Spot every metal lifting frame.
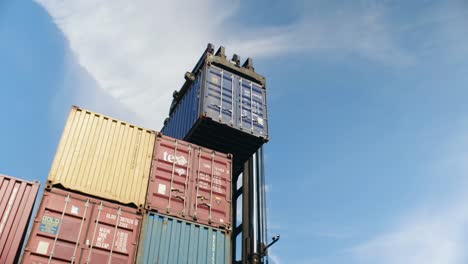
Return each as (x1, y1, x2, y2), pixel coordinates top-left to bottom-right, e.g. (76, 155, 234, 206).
(232, 146, 270, 264)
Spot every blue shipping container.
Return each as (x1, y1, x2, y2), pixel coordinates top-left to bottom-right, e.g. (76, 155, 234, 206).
(137, 212, 231, 264)
(162, 45, 268, 175)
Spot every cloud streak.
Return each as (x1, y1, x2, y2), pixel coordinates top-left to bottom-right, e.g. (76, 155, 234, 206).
(352, 123, 468, 264)
(352, 203, 468, 264)
(35, 0, 410, 128)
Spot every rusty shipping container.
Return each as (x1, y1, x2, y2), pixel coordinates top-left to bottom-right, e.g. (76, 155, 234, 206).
(22, 188, 141, 264)
(48, 106, 155, 207)
(0, 174, 40, 264)
(146, 133, 232, 230)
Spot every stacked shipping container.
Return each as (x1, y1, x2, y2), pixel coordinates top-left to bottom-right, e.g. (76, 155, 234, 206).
(138, 134, 233, 263)
(22, 107, 155, 263)
(137, 212, 230, 264)
(22, 188, 142, 263)
(4, 43, 269, 263)
(161, 44, 270, 263)
(162, 44, 268, 176)
(0, 174, 40, 264)
(147, 134, 232, 229)
(23, 106, 233, 263)
(47, 106, 155, 207)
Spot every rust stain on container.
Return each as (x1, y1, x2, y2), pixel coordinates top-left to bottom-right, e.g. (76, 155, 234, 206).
(146, 134, 232, 230)
(48, 106, 155, 207)
(21, 188, 141, 264)
(0, 174, 40, 264)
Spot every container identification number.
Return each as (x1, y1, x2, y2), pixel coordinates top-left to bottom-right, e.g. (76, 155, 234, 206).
(39, 216, 60, 235)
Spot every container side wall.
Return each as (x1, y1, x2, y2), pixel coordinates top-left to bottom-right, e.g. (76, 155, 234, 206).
(137, 212, 230, 264)
(161, 72, 202, 139)
(48, 106, 155, 206)
(0, 174, 40, 264)
(22, 188, 141, 264)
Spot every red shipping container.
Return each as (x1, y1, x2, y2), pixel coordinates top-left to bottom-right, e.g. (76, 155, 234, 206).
(0, 174, 40, 264)
(21, 188, 141, 264)
(146, 133, 232, 230)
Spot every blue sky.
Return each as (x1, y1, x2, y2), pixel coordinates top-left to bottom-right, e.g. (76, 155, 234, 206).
(2, 0, 468, 263)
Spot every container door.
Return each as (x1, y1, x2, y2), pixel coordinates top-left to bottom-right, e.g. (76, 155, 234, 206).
(147, 136, 193, 219)
(238, 78, 267, 136)
(191, 148, 232, 229)
(204, 66, 235, 125)
(22, 192, 91, 264)
(81, 204, 141, 264)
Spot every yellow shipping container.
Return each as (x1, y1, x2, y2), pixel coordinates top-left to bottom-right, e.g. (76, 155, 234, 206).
(48, 106, 155, 207)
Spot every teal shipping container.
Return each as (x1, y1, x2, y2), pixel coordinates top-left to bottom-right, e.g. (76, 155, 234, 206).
(137, 212, 230, 264)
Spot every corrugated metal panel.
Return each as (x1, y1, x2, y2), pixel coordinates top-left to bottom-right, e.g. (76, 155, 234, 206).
(203, 65, 267, 137)
(0, 174, 40, 264)
(48, 106, 155, 206)
(162, 65, 268, 139)
(22, 188, 141, 264)
(162, 72, 202, 140)
(162, 63, 268, 176)
(147, 134, 232, 229)
(137, 212, 230, 264)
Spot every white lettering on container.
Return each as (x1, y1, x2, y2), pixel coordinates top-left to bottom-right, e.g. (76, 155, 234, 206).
(106, 213, 116, 220)
(114, 231, 129, 253)
(118, 216, 134, 228)
(163, 151, 188, 166)
(197, 174, 224, 194)
(96, 226, 111, 249)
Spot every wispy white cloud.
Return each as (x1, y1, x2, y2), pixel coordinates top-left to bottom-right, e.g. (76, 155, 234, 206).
(35, 0, 411, 128)
(352, 123, 468, 264)
(352, 203, 468, 264)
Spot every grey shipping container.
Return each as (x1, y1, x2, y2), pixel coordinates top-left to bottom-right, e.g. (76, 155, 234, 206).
(0, 174, 40, 264)
(162, 44, 268, 176)
(137, 212, 230, 264)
